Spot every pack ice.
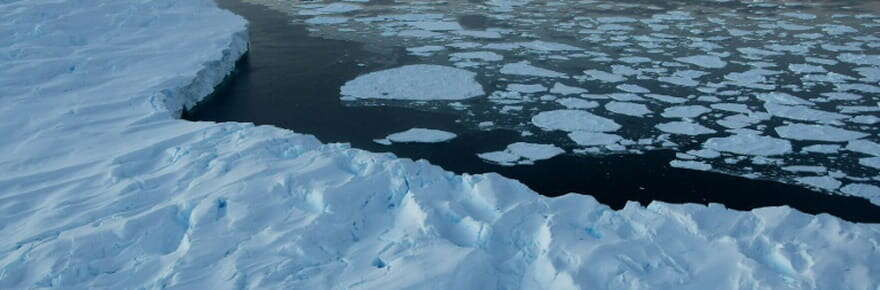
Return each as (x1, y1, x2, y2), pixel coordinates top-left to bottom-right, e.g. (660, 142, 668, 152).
(2, 0, 880, 289)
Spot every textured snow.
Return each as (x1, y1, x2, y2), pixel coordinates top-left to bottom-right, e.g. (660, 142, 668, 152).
(4, 1, 880, 289)
(382, 128, 458, 143)
(704, 134, 793, 156)
(341, 65, 484, 100)
(775, 124, 869, 142)
(532, 110, 622, 132)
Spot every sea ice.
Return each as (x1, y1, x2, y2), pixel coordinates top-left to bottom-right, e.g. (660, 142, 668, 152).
(675, 55, 727, 69)
(532, 110, 622, 132)
(605, 101, 652, 117)
(568, 131, 624, 146)
(704, 134, 793, 156)
(341, 65, 484, 100)
(775, 124, 869, 142)
(478, 142, 564, 165)
(656, 121, 717, 136)
(501, 61, 567, 78)
(382, 128, 458, 143)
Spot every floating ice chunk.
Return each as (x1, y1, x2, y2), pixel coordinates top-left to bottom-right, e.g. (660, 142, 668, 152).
(659, 70, 707, 87)
(407, 45, 445, 56)
(755, 92, 813, 105)
(568, 131, 623, 146)
(383, 128, 457, 143)
(783, 166, 827, 173)
(454, 30, 503, 39)
(501, 61, 567, 78)
(478, 142, 564, 165)
(711, 103, 751, 114)
(763, 103, 848, 122)
(841, 184, 880, 205)
(519, 40, 583, 51)
(846, 140, 880, 156)
(645, 94, 688, 104)
(661, 105, 711, 119)
(407, 21, 463, 31)
(608, 93, 646, 102)
(704, 134, 792, 156)
(550, 82, 588, 95)
(801, 144, 841, 154)
(670, 160, 712, 171)
(789, 63, 827, 74)
(656, 121, 716, 136)
(396, 29, 444, 38)
(450, 51, 503, 62)
(616, 84, 650, 93)
(850, 115, 880, 124)
(605, 101, 651, 117)
(305, 16, 350, 25)
(619, 56, 651, 64)
(507, 142, 565, 161)
(583, 70, 625, 82)
(835, 83, 880, 94)
(797, 176, 842, 190)
(837, 53, 880, 66)
(687, 149, 722, 159)
(341, 65, 484, 100)
(822, 92, 862, 101)
(477, 151, 520, 166)
(373, 138, 393, 145)
(775, 124, 869, 142)
(300, 3, 362, 15)
(597, 16, 638, 23)
(532, 110, 621, 132)
(675, 55, 727, 69)
(782, 12, 817, 20)
(507, 84, 547, 93)
(556, 98, 599, 109)
(860, 157, 880, 169)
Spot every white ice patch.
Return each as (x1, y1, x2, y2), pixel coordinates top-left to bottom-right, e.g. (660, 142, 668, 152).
(550, 82, 588, 95)
(661, 105, 711, 119)
(675, 55, 727, 69)
(532, 110, 622, 132)
(704, 134, 793, 156)
(796, 176, 842, 190)
(500, 61, 567, 78)
(775, 124, 869, 142)
(381, 128, 457, 143)
(449, 51, 503, 62)
(670, 160, 712, 171)
(605, 101, 652, 117)
(341, 65, 484, 100)
(478, 142, 564, 165)
(656, 121, 717, 136)
(568, 131, 624, 146)
(556, 98, 599, 109)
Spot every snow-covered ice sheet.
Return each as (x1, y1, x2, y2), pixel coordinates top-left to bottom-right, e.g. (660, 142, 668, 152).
(3, 0, 880, 289)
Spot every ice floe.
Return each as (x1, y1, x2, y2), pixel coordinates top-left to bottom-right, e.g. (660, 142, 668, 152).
(341, 65, 484, 100)
(378, 128, 458, 144)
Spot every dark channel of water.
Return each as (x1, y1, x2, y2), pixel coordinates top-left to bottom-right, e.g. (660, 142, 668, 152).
(186, 0, 880, 223)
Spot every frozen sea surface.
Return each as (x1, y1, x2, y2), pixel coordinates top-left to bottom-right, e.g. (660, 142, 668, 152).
(249, 0, 880, 198)
(6, 0, 880, 289)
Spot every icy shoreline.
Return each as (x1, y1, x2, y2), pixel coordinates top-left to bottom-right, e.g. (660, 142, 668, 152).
(1, 0, 880, 289)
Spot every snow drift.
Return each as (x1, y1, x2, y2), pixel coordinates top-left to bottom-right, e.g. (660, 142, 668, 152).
(1, 0, 879, 289)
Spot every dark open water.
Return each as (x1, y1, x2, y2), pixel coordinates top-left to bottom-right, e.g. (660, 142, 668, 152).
(185, 0, 880, 223)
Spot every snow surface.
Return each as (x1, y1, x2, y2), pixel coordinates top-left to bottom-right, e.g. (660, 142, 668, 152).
(340, 65, 485, 100)
(3, 1, 880, 289)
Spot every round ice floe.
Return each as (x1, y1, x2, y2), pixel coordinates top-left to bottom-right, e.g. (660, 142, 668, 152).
(704, 134, 792, 156)
(655, 121, 716, 136)
(675, 55, 727, 69)
(382, 128, 457, 143)
(605, 101, 651, 117)
(568, 132, 624, 146)
(775, 124, 868, 142)
(661, 105, 711, 119)
(340, 65, 484, 100)
(477, 142, 564, 166)
(532, 110, 622, 132)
